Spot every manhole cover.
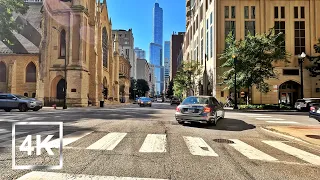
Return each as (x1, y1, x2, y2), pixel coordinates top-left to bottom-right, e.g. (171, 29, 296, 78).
(213, 139, 234, 144)
(306, 135, 320, 139)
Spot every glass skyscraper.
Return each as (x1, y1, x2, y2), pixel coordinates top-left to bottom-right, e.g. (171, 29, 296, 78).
(150, 2, 164, 95)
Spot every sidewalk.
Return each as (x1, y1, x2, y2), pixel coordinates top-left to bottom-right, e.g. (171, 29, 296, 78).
(42, 103, 132, 110)
(263, 125, 320, 147)
(224, 107, 297, 112)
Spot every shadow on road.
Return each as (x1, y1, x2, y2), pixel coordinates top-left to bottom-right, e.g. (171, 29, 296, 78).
(182, 118, 256, 131)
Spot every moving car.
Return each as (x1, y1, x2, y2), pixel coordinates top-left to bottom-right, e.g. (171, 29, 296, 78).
(294, 98, 320, 111)
(0, 93, 43, 112)
(139, 97, 152, 107)
(175, 96, 225, 125)
(309, 103, 320, 122)
(170, 97, 180, 105)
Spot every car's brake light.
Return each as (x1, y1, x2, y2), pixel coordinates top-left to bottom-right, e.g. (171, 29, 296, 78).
(204, 107, 211, 113)
(310, 106, 315, 111)
(176, 106, 180, 112)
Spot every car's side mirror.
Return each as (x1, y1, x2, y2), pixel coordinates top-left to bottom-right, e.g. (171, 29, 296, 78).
(12, 98, 17, 100)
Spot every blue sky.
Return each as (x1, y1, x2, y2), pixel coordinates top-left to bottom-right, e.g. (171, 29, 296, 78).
(106, 0, 186, 60)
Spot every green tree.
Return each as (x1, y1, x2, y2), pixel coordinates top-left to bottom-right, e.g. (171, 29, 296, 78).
(220, 29, 288, 100)
(136, 79, 150, 97)
(129, 78, 136, 99)
(166, 80, 174, 98)
(173, 60, 202, 97)
(307, 39, 320, 77)
(0, 0, 29, 43)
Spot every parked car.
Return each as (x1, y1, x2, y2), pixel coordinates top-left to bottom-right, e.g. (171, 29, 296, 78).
(0, 93, 43, 112)
(139, 97, 152, 107)
(309, 103, 320, 122)
(133, 97, 140, 104)
(170, 97, 181, 105)
(175, 96, 225, 125)
(294, 98, 320, 111)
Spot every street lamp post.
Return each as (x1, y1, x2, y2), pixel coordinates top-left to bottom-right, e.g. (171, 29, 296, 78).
(52, 26, 67, 109)
(298, 52, 306, 99)
(233, 54, 238, 109)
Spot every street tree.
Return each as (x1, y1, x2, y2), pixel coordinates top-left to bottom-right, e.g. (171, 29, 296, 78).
(173, 60, 202, 97)
(136, 79, 150, 97)
(0, 0, 28, 43)
(307, 39, 320, 77)
(220, 29, 288, 103)
(166, 80, 174, 98)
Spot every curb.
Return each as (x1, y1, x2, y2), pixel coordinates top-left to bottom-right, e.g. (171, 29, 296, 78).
(261, 127, 320, 149)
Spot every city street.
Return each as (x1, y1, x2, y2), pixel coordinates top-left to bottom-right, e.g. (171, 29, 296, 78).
(0, 103, 320, 180)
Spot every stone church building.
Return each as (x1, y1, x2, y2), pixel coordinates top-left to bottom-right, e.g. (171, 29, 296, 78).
(0, 0, 122, 107)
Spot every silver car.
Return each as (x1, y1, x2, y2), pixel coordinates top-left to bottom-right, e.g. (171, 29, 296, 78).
(175, 96, 225, 125)
(0, 93, 43, 112)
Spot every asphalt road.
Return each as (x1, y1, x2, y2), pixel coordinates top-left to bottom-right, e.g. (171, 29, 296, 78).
(0, 103, 320, 180)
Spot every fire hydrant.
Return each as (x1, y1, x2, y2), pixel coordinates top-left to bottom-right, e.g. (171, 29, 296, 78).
(52, 104, 57, 109)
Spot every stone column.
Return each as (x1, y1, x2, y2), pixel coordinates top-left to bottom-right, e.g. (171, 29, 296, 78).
(113, 32, 120, 102)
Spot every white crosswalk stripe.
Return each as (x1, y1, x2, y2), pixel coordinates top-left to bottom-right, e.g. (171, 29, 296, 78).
(139, 134, 167, 153)
(48, 131, 93, 148)
(87, 132, 127, 150)
(263, 141, 320, 165)
(266, 121, 300, 124)
(229, 139, 277, 161)
(183, 136, 218, 156)
(255, 118, 285, 121)
(240, 113, 300, 124)
(16, 171, 169, 180)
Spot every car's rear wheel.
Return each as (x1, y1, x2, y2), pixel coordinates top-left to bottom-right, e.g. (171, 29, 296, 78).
(208, 112, 217, 126)
(19, 104, 28, 112)
(177, 120, 184, 124)
(4, 108, 11, 112)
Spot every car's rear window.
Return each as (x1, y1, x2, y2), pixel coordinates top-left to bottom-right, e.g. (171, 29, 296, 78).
(296, 99, 305, 102)
(182, 97, 209, 105)
(140, 97, 151, 101)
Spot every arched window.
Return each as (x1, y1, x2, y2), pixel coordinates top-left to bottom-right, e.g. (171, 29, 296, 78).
(102, 27, 108, 68)
(26, 62, 36, 82)
(0, 62, 6, 82)
(60, 29, 66, 58)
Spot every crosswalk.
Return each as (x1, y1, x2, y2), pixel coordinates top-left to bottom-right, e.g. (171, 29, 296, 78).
(1, 130, 320, 166)
(240, 113, 300, 124)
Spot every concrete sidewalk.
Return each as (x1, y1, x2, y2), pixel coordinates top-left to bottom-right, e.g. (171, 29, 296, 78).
(224, 107, 298, 112)
(264, 125, 320, 146)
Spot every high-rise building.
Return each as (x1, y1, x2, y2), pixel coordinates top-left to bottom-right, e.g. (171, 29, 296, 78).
(170, 32, 185, 79)
(164, 41, 171, 90)
(149, 2, 164, 95)
(112, 29, 136, 79)
(134, 47, 146, 59)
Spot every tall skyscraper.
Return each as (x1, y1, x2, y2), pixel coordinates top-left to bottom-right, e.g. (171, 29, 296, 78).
(134, 47, 146, 59)
(149, 2, 164, 95)
(170, 32, 185, 79)
(164, 41, 170, 90)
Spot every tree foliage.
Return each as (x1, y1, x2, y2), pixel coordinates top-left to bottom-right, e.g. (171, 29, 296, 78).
(173, 60, 202, 97)
(0, 0, 29, 43)
(307, 39, 320, 77)
(136, 79, 150, 97)
(220, 29, 289, 93)
(166, 80, 174, 98)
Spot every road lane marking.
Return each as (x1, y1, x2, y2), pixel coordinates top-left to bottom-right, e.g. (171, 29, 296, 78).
(16, 171, 169, 180)
(263, 141, 320, 165)
(139, 134, 167, 153)
(0, 130, 57, 147)
(183, 136, 218, 156)
(249, 116, 272, 118)
(0, 119, 19, 122)
(0, 132, 27, 141)
(255, 118, 285, 121)
(240, 113, 265, 116)
(87, 132, 127, 150)
(229, 139, 277, 161)
(48, 131, 93, 148)
(266, 121, 300, 124)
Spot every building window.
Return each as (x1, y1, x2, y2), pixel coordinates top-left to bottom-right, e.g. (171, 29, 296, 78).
(294, 7, 298, 19)
(281, 7, 285, 18)
(221, 91, 224, 97)
(274, 7, 279, 19)
(32, 93, 36, 98)
(294, 21, 305, 55)
(300, 7, 305, 19)
(251, 6, 256, 19)
(244, 6, 249, 19)
(0, 62, 6, 82)
(201, 39, 203, 64)
(231, 6, 236, 18)
(225, 21, 236, 48)
(102, 27, 108, 68)
(245, 21, 255, 36)
(206, 31, 209, 55)
(24, 93, 28, 97)
(26, 62, 36, 82)
(224, 6, 229, 18)
(60, 29, 66, 58)
(274, 21, 286, 50)
(210, 26, 213, 58)
(210, 12, 212, 24)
